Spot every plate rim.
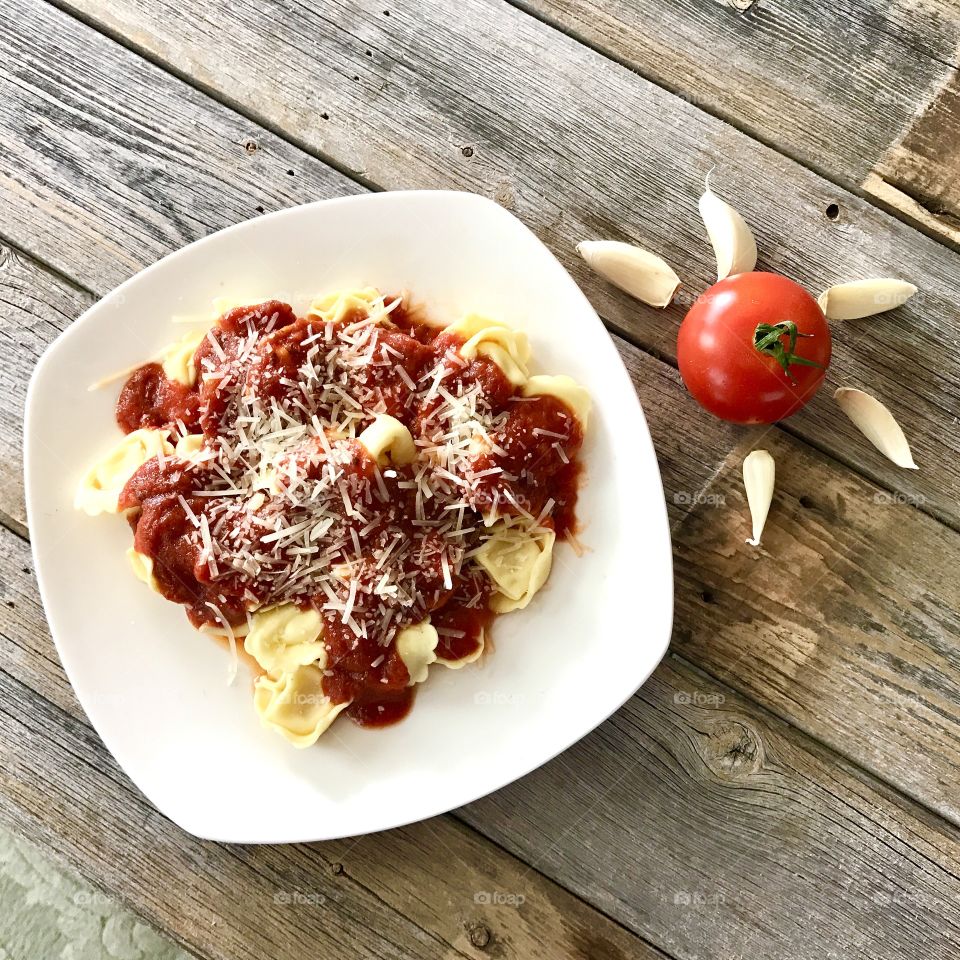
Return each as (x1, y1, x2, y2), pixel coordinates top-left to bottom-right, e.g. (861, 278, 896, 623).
(24, 189, 674, 842)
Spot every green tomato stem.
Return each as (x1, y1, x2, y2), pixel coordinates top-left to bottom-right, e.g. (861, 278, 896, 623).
(754, 321, 824, 379)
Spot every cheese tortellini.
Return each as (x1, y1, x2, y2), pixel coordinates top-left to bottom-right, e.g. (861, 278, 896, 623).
(248, 609, 439, 746)
(81, 287, 588, 750)
(244, 604, 326, 674)
(395, 620, 439, 684)
(475, 521, 556, 613)
(75, 428, 174, 516)
(160, 329, 206, 386)
(308, 287, 392, 325)
(523, 374, 591, 431)
(253, 664, 349, 748)
(357, 414, 417, 467)
(436, 631, 486, 670)
(174, 433, 206, 461)
(126, 547, 161, 592)
(445, 314, 531, 387)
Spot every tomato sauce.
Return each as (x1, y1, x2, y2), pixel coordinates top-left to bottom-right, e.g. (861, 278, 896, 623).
(116, 298, 585, 728)
(116, 363, 201, 434)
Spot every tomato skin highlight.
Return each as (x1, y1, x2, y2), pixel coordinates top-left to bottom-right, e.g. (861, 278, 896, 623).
(677, 272, 831, 424)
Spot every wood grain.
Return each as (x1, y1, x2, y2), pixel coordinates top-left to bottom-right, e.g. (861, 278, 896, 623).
(4, 520, 960, 960)
(461, 653, 960, 960)
(0, 535, 663, 960)
(871, 66, 960, 243)
(4, 0, 960, 860)
(519, 0, 960, 233)
(8, 0, 960, 533)
(0, 245, 93, 531)
(671, 426, 960, 823)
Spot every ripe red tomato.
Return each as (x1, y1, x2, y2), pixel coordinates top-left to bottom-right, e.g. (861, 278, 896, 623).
(677, 272, 831, 424)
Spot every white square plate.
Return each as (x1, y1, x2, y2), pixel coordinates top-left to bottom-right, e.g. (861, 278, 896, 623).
(25, 191, 672, 842)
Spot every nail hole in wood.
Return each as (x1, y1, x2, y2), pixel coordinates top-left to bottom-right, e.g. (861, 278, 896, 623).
(383, 8, 390, 14)
(321, 112, 330, 120)
(699, 590, 715, 605)
(353, 75, 360, 81)
(243, 140, 258, 154)
(255, 206, 265, 214)
(462, 146, 474, 158)
(799, 495, 815, 509)
(365, 49, 372, 57)
(6, 601, 14, 608)
(286, 169, 295, 176)
(825, 203, 840, 221)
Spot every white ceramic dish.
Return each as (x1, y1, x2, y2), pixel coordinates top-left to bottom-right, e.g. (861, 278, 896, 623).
(24, 190, 672, 842)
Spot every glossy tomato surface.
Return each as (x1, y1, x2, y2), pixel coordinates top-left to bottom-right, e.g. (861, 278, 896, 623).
(677, 272, 831, 424)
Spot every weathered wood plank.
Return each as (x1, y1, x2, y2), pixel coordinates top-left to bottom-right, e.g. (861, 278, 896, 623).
(0, 530, 664, 960)
(871, 66, 960, 244)
(0, 0, 361, 288)
(519, 0, 960, 246)
(671, 425, 960, 823)
(5, 522, 960, 960)
(7, 0, 960, 533)
(460, 652, 960, 959)
(0, 246, 93, 531)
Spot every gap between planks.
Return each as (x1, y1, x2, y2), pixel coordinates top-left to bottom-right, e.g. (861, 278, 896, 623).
(503, 0, 960, 255)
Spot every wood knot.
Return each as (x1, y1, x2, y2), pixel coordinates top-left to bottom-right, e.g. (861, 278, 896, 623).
(466, 921, 491, 948)
(493, 183, 515, 209)
(699, 719, 764, 778)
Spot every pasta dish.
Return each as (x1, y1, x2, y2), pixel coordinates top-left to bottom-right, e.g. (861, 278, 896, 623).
(75, 289, 589, 746)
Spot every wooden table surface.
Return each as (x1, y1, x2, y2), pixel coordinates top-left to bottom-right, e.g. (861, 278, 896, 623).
(2, 1, 959, 957)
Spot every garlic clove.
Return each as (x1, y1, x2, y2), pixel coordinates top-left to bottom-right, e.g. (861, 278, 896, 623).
(817, 279, 917, 320)
(834, 388, 918, 469)
(576, 240, 681, 308)
(699, 177, 758, 281)
(743, 449, 775, 547)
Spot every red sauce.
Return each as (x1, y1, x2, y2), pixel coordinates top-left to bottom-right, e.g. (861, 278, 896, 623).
(431, 574, 494, 662)
(116, 363, 201, 434)
(115, 297, 585, 730)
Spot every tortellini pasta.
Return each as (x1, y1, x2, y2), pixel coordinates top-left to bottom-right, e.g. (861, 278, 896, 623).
(445, 314, 531, 387)
(357, 414, 417, 467)
(75, 428, 174, 516)
(175, 433, 205, 460)
(126, 547, 161, 593)
(244, 604, 326, 674)
(475, 521, 556, 613)
(435, 631, 486, 670)
(523, 374, 591, 431)
(253, 664, 349, 748)
(395, 620, 439, 684)
(308, 288, 391, 325)
(160, 329, 206, 386)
